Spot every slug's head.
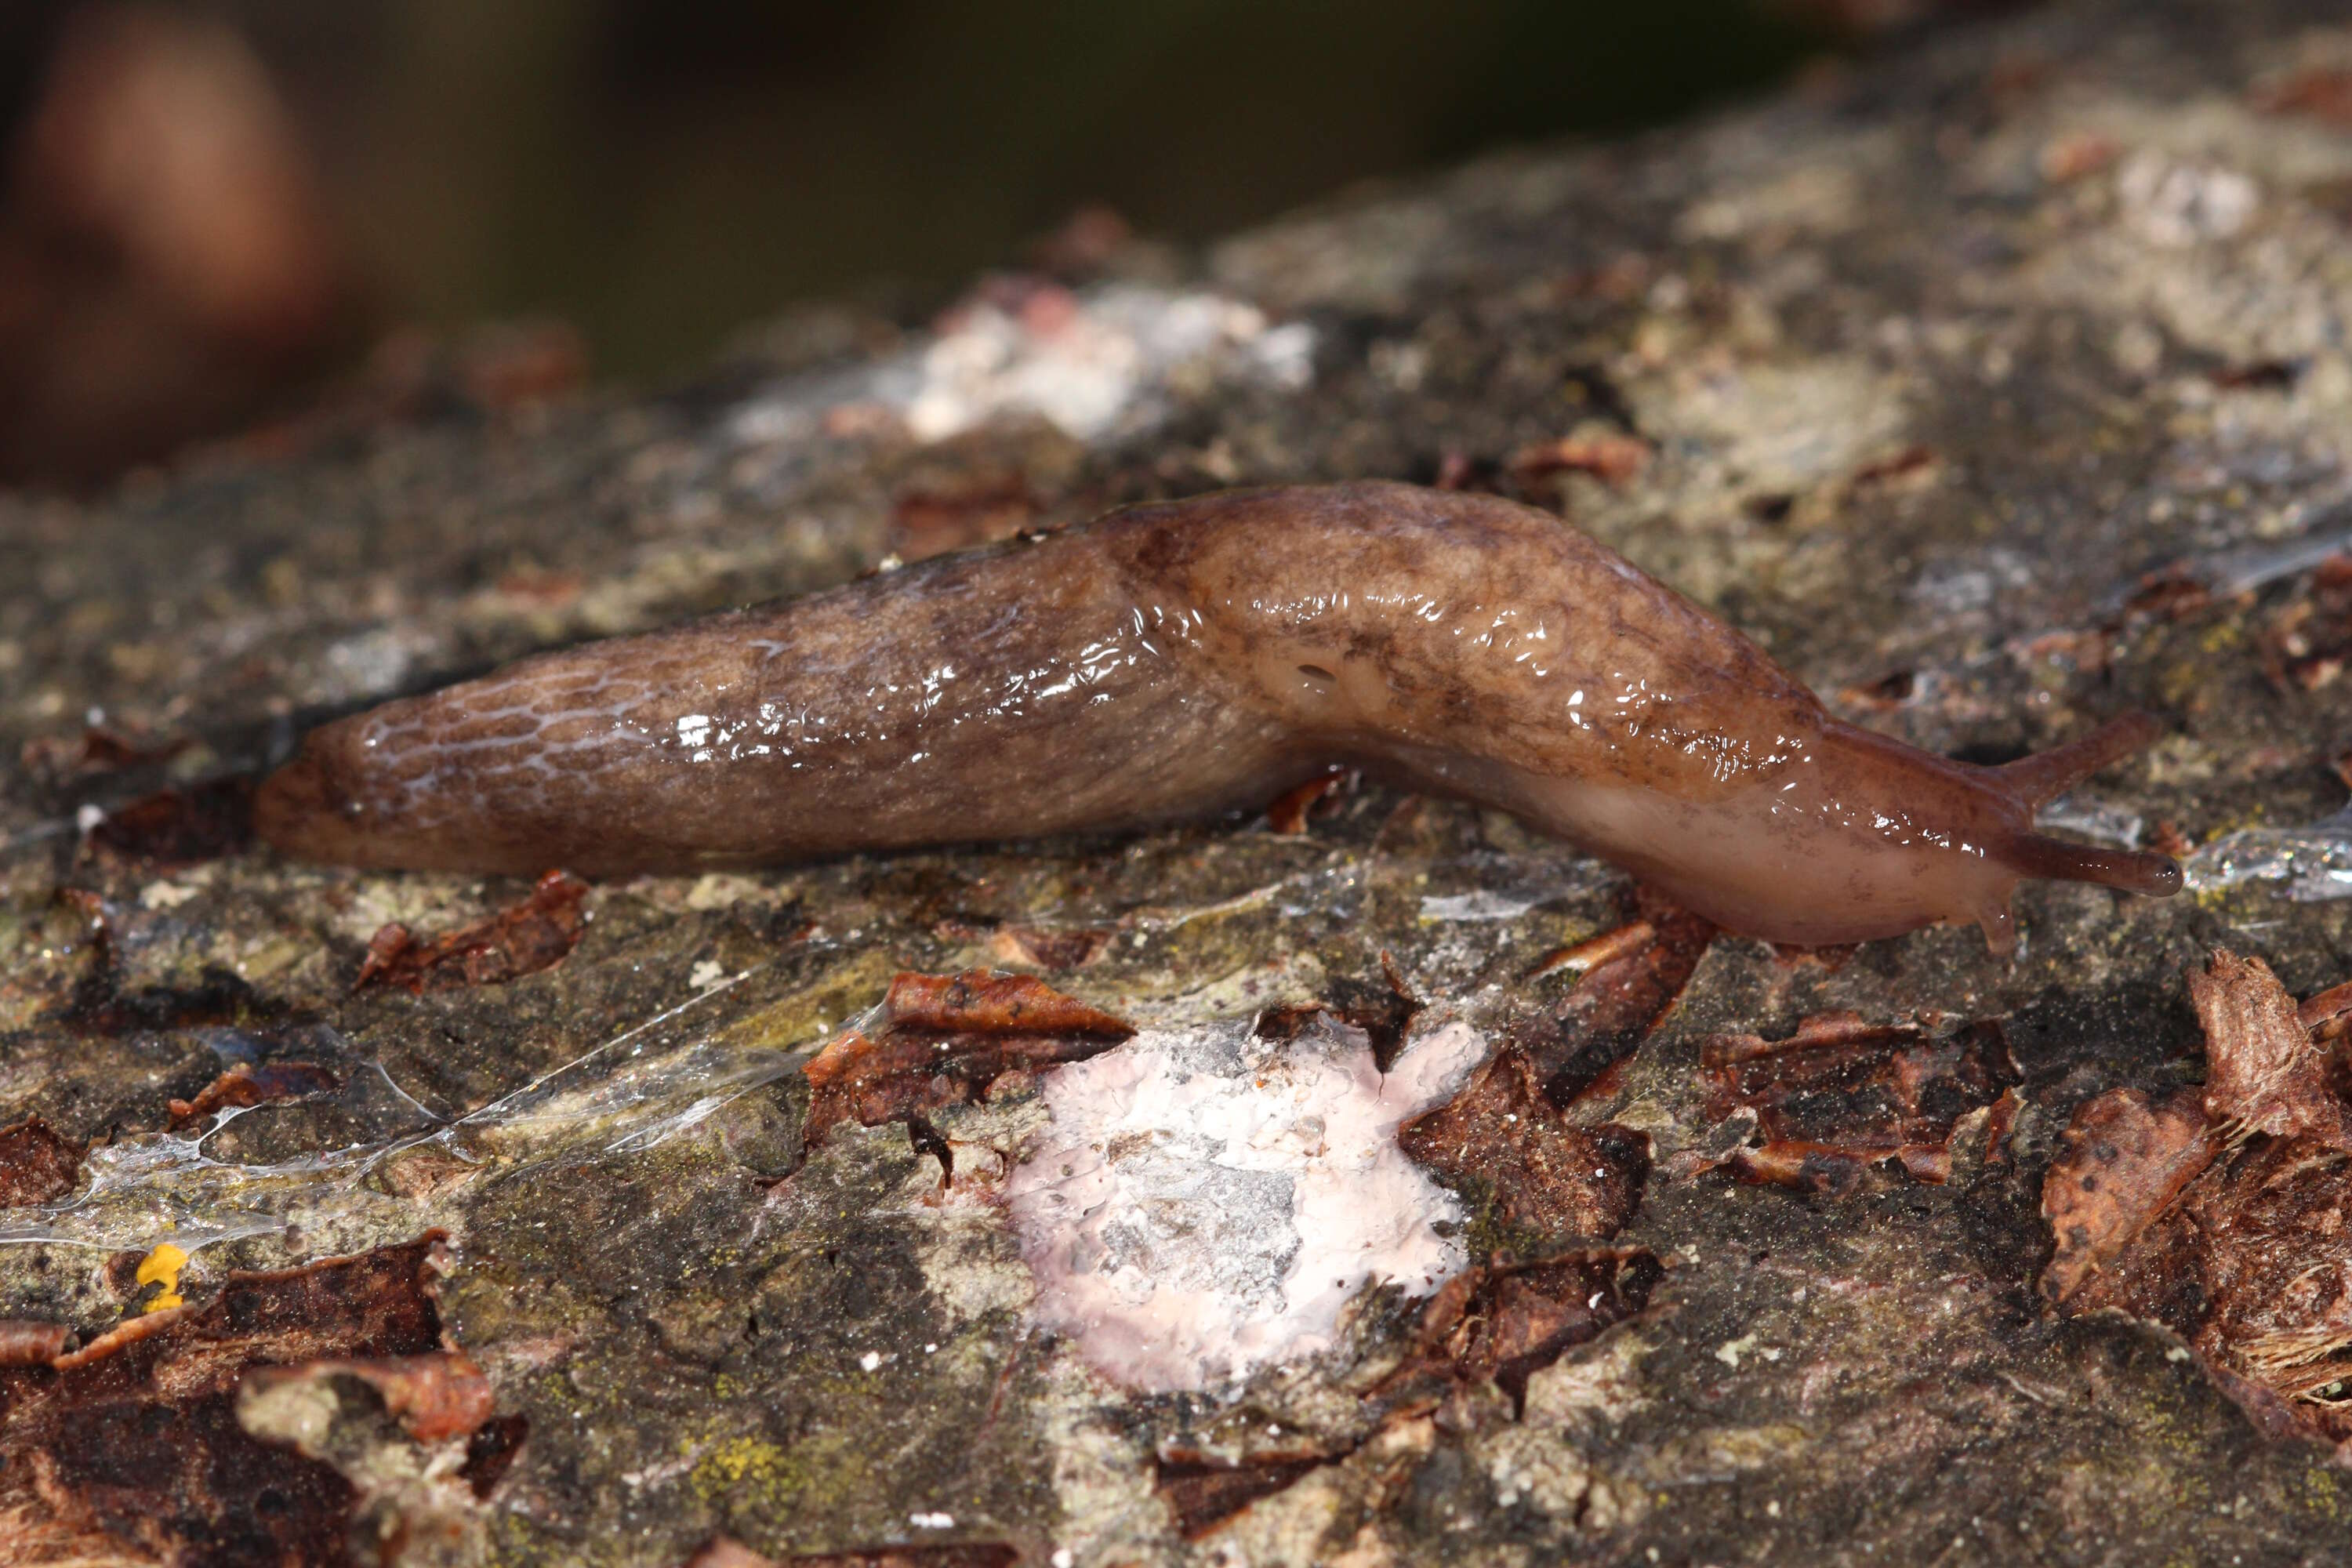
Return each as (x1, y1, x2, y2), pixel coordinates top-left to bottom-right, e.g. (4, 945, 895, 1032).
(1623, 713, 2181, 953)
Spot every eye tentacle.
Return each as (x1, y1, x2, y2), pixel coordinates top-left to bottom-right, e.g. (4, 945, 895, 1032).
(1990, 711, 2163, 807)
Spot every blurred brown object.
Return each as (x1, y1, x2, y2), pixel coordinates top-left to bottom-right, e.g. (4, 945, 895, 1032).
(1759, 0, 2034, 35)
(0, 2, 359, 486)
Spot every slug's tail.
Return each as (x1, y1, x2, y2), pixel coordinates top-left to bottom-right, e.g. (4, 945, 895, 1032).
(1999, 831, 2183, 897)
(1991, 711, 2164, 806)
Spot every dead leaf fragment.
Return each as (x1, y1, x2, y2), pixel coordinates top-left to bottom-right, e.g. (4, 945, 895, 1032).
(354, 869, 590, 993)
(2042, 951, 2352, 1453)
(2191, 949, 2347, 1142)
(1525, 919, 1654, 981)
(2300, 978, 2352, 1045)
(2123, 563, 2213, 621)
(1398, 1046, 1648, 1240)
(461, 1411, 531, 1498)
(165, 1060, 338, 1127)
(802, 970, 1134, 1143)
(1255, 953, 1425, 1073)
(2038, 131, 2121, 182)
(2042, 1087, 2216, 1304)
(2211, 359, 2303, 392)
(1370, 1248, 1663, 1417)
(890, 472, 1040, 561)
(0, 1117, 81, 1207)
(20, 725, 190, 783)
(2254, 66, 2352, 127)
(984, 924, 1112, 971)
(1846, 445, 1940, 491)
(1263, 767, 1359, 834)
(876, 969, 1132, 1037)
(1516, 895, 1715, 1105)
(0, 1322, 72, 1365)
(2256, 556, 2352, 695)
(1695, 1013, 2020, 1192)
(0, 1234, 494, 1565)
(1508, 433, 1650, 486)
(53, 1305, 193, 1370)
(1155, 1446, 1343, 1539)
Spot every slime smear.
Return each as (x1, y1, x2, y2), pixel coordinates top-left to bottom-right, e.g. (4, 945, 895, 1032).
(0, 965, 831, 1258)
(2187, 809, 2352, 903)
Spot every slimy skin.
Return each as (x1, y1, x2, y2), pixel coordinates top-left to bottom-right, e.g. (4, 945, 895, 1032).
(256, 481, 2181, 950)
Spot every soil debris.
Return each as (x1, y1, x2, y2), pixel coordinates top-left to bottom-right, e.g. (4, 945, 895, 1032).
(84, 776, 254, 868)
(2256, 556, 2352, 695)
(1254, 952, 1424, 1072)
(1263, 766, 1358, 834)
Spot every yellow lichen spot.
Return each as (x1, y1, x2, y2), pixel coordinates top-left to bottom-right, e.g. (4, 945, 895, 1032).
(2196, 622, 2243, 655)
(691, 1434, 791, 1501)
(134, 1242, 188, 1312)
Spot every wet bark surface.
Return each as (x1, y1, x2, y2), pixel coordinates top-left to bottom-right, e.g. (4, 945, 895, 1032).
(9, 1, 2352, 1562)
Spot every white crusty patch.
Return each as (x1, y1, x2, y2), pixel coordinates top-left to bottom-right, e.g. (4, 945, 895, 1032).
(1007, 1014, 1488, 1393)
(728, 281, 1315, 451)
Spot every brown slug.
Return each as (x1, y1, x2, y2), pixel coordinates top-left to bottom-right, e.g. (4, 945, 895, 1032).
(256, 481, 2180, 950)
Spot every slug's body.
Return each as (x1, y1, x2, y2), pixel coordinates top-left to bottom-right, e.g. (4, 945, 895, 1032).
(258, 481, 2180, 949)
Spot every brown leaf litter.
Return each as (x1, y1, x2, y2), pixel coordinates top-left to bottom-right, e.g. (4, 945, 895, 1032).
(1367, 1247, 1663, 1421)
(165, 1060, 339, 1128)
(0, 1233, 515, 1565)
(801, 970, 1135, 1148)
(1396, 1047, 1650, 1240)
(1399, 900, 1707, 1241)
(20, 724, 190, 784)
(1142, 1243, 1663, 1541)
(1513, 896, 1715, 1105)
(1154, 1445, 1347, 1540)
(1692, 1011, 2022, 1192)
(890, 471, 1040, 561)
(1508, 433, 1651, 487)
(1261, 766, 1361, 834)
(1252, 951, 1424, 1073)
(983, 924, 1113, 971)
(354, 869, 590, 993)
(2043, 950, 2352, 1450)
(2256, 554, 2352, 694)
(0, 1117, 82, 1207)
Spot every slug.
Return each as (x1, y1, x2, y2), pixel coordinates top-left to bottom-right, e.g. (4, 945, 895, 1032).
(256, 481, 2180, 950)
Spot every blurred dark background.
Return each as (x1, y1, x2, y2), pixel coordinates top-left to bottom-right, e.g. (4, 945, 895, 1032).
(0, 0, 2021, 488)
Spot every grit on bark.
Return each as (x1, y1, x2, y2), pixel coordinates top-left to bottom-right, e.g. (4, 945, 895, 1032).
(8, 1, 2352, 1563)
